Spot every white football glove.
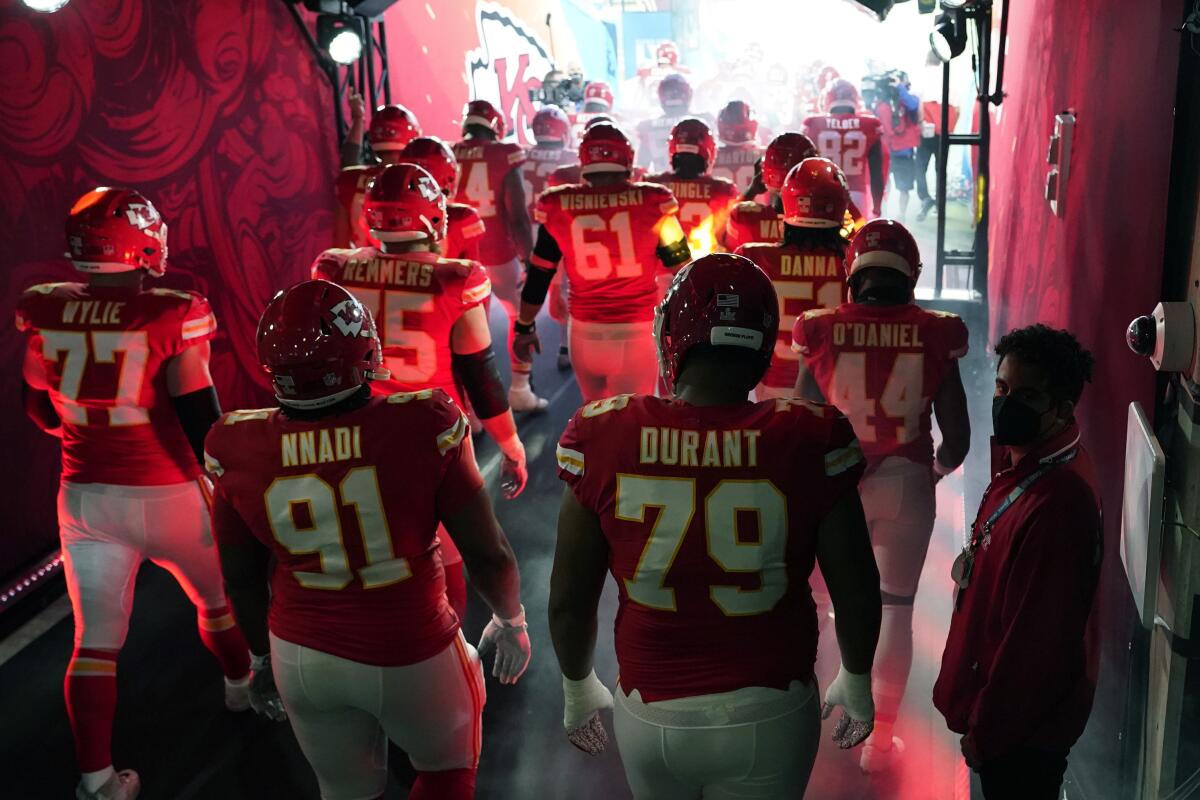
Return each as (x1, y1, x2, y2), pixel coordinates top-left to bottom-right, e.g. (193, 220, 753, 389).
(477, 606, 532, 685)
(562, 670, 614, 755)
(248, 654, 287, 722)
(821, 665, 874, 749)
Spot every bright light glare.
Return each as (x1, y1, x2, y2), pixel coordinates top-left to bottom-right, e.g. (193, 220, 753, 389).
(930, 29, 954, 62)
(23, 0, 70, 11)
(328, 30, 362, 65)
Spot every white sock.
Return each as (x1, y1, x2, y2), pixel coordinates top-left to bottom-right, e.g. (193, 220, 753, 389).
(82, 766, 116, 793)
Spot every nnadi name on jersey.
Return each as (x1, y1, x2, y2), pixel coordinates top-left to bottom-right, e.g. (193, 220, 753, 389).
(780, 254, 840, 277)
(639, 427, 763, 468)
(281, 426, 363, 468)
(832, 322, 925, 348)
(558, 189, 646, 211)
(62, 300, 124, 325)
(339, 257, 434, 288)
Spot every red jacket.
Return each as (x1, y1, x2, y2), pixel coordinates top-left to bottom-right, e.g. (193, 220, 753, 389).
(933, 423, 1102, 762)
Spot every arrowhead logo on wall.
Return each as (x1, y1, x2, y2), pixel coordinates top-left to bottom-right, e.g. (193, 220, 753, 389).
(465, 2, 556, 146)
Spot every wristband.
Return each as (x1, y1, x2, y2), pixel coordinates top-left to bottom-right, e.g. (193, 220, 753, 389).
(514, 319, 536, 335)
(493, 604, 527, 628)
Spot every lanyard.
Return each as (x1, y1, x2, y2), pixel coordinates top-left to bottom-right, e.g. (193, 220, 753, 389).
(968, 448, 1078, 550)
(952, 447, 1078, 594)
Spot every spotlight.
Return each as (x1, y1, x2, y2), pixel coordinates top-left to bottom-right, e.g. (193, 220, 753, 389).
(23, 0, 70, 11)
(318, 14, 363, 65)
(930, 11, 967, 61)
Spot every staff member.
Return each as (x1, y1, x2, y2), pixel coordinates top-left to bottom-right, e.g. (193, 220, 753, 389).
(873, 74, 921, 220)
(933, 324, 1102, 800)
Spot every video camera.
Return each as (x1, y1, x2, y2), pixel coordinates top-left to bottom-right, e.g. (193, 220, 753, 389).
(861, 69, 915, 126)
(530, 69, 585, 110)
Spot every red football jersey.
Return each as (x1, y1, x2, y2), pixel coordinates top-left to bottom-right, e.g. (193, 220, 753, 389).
(335, 164, 383, 248)
(802, 113, 884, 195)
(535, 181, 679, 323)
(445, 203, 485, 262)
(520, 146, 578, 219)
(556, 394, 865, 702)
(311, 248, 491, 407)
(451, 139, 526, 265)
(206, 390, 481, 666)
(548, 162, 581, 189)
(725, 200, 783, 252)
(794, 303, 969, 466)
(735, 242, 846, 389)
(712, 143, 763, 195)
(644, 173, 739, 257)
(16, 282, 216, 486)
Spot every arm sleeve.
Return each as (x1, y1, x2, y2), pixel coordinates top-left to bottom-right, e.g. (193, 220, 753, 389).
(171, 386, 221, 465)
(868, 141, 886, 205)
(967, 486, 1102, 761)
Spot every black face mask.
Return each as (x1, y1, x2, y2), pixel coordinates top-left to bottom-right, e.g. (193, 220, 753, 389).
(992, 394, 1052, 446)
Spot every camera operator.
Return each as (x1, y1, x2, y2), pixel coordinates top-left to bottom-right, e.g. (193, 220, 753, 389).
(532, 69, 586, 113)
(866, 71, 922, 220)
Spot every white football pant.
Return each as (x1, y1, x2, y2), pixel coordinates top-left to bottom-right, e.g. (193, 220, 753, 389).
(58, 480, 229, 650)
(271, 631, 485, 800)
(568, 318, 659, 402)
(613, 680, 819, 800)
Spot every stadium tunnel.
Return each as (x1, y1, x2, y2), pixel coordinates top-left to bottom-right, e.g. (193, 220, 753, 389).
(0, 0, 1197, 798)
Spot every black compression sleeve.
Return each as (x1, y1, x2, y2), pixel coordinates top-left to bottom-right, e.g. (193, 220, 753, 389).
(868, 143, 885, 206)
(532, 224, 564, 263)
(172, 385, 221, 466)
(23, 384, 60, 433)
(452, 348, 510, 420)
(521, 262, 557, 307)
(657, 237, 692, 268)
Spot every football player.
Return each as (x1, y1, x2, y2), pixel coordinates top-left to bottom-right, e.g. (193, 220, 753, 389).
(575, 81, 616, 139)
(803, 79, 887, 219)
(712, 100, 764, 195)
(636, 74, 710, 173)
(736, 158, 851, 400)
(724, 132, 817, 252)
(16, 188, 267, 800)
(548, 253, 881, 799)
(793, 219, 971, 772)
(521, 106, 579, 371)
(512, 123, 691, 402)
(645, 117, 740, 259)
(400, 136, 486, 262)
(334, 104, 422, 248)
(312, 163, 529, 619)
(452, 100, 546, 412)
(207, 280, 531, 800)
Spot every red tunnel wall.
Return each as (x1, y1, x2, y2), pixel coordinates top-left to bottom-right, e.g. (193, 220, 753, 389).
(987, 0, 1180, 787)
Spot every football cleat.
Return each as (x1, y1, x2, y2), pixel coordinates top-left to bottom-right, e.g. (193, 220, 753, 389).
(76, 770, 140, 800)
(557, 346, 572, 371)
(509, 385, 549, 413)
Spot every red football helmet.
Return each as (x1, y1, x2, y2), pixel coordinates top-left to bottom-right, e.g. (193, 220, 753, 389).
(845, 219, 922, 283)
(782, 158, 850, 229)
(656, 253, 778, 392)
(368, 105, 421, 152)
(399, 137, 459, 195)
(668, 118, 716, 169)
(656, 41, 680, 67)
(717, 100, 758, 144)
(824, 79, 861, 112)
(363, 163, 447, 242)
(582, 81, 614, 111)
(66, 187, 168, 277)
(531, 106, 572, 145)
(258, 280, 388, 409)
(463, 99, 506, 138)
(579, 123, 635, 176)
(762, 132, 818, 191)
(657, 73, 692, 109)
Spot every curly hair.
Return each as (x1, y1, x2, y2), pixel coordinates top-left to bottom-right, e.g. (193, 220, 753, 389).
(995, 324, 1095, 404)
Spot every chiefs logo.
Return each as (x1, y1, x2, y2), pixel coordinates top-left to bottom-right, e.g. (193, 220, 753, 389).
(415, 175, 441, 202)
(123, 203, 159, 230)
(796, 197, 812, 214)
(865, 232, 881, 247)
(328, 299, 366, 337)
(465, 2, 555, 145)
